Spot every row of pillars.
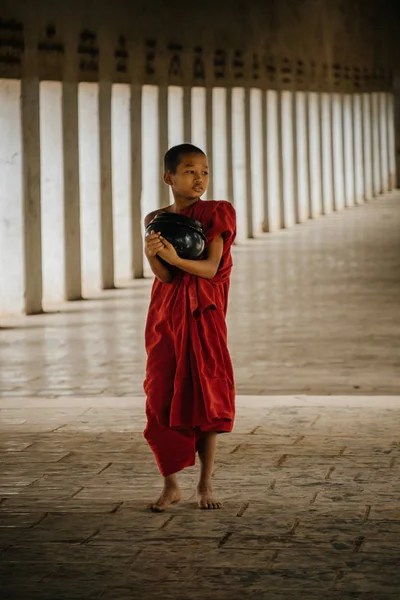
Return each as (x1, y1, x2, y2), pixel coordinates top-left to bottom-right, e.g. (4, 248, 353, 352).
(0, 78, 397, 317)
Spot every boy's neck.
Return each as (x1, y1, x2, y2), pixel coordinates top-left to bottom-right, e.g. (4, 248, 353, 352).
(172, 196, 200, 212)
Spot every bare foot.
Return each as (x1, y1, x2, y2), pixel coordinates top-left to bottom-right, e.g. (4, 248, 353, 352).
(197, 480, 222, 510)
(148, 484, 181, 512)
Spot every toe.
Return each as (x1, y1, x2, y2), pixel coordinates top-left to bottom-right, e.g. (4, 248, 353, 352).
(148, 498, 168, 512)
(149, 504, 165, 512)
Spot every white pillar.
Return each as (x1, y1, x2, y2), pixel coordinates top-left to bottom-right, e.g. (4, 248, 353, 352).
(168, 86, 184, 202)
(308, 92, 323, 217)
(296, 92, 310, 223)
(371, 92, 381, 195)
(206, 86, 214, 199)
(226, 88, 234, 205)
(266, 90, 282, 231)
(62, 81, 82, 300)
(191, 86, 208, 198)
(261, 90, 269, 232)
(0, 79, 24, 316)
(40, 81, 65, 305)
(232, 87, 248, 239)
(142, 86, 159, 221)
(191, 87, 207, 152)
(281, 91, 296, 227)
(99, 80, 114, 289)
(362, 93, 374, 200)
(111, 83, 132, 283)
(353, 94, 365, 204)
(332, 93, 346, 210)
(168, 86, 184, 147)
(244, 87, 253, 238)
(387, 93, 396, 190)
(212, 87, 228, 200)
(130, 84, 144, 279)
(250, 88, 264, 234)
(293, 91, 300, 224)
(321, 92, 334, 215)
(379, 92, 389, 193)
(343, 94, 355, 207)
(183, 86, 192, 142)
(78, 82, 101, 297)
(158, 85, 169, 208)
(21, 77, 43, 314)
(277, 91, 285, 227)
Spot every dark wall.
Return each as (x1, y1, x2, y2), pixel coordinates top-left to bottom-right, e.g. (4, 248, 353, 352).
(0, 0, 398, 91)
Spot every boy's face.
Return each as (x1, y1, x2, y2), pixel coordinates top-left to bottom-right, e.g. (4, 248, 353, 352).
(165, 152, 209, 200)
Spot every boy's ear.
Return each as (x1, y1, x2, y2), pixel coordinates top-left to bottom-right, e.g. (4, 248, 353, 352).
(164, 172, 173, 186)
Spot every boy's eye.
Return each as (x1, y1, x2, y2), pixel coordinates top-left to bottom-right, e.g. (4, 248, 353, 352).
(202, 171, 209, 176)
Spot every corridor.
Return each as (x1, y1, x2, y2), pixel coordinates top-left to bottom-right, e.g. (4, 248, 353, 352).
(1, 193, 399, 397)
(1, 1, 400, 596)
(0, 194, 399, 599)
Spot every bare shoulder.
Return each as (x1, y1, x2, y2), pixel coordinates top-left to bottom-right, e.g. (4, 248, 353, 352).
(144, 207, 171, 227)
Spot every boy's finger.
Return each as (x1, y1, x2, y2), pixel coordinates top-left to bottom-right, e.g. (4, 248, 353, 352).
(148, 236, 162, 245)
(159, 236, 172, 248)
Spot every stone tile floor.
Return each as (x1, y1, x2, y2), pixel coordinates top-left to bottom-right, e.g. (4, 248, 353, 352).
(1, 194, 400, 598)
(1, 194, 400, 397)
(0, 396, 400, 599)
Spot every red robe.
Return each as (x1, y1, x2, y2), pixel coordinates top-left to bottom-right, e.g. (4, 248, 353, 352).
(143, 199, 236, 476)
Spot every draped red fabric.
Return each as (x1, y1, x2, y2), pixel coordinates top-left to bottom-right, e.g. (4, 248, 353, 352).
(143, 200, 236, 476)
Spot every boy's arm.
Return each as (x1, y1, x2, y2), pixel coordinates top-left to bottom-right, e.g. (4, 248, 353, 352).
(144, 213, 174, 284)
(157, 235, 224, 280)
(145, 249, 174, 284)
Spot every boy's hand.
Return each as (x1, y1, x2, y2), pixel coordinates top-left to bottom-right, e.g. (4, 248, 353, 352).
(157, 236, 179, 266)
(145, 231, 164, 258)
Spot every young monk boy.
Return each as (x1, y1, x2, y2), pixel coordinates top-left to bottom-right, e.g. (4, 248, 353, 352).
(143, 143, 236, 511)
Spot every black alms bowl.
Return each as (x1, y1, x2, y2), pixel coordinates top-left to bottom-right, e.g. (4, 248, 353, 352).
(145, 212, 206, 260)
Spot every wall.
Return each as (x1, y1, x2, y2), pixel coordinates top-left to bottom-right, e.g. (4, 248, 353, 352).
(0, 0, 398, 92)
(0, 0, 399, 317)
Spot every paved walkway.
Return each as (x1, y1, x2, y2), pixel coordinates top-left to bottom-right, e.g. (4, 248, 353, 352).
(1, 194, 400, 598)
(0, 395, 399, 599)
(1, 194, 400, 397)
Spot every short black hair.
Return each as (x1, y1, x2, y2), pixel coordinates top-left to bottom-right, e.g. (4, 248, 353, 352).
(164, 143, 206, 173)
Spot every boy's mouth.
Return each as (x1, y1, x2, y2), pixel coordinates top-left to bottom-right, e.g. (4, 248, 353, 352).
(193, 185, 203, 192)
